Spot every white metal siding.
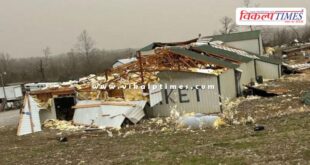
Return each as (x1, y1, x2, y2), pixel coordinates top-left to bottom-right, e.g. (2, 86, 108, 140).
(73, 100, 102, 125)
(255, 60, 280, 80)
(219, 69, 236, 100)
(149, 83, 163, 107)
(112, 62, 123, 68)
(17, 95, 42, 136)
(149, 71, 221, 117)
(238, 61, 256, 90)
(0, 85, 23, 100)
(226, 39, 260, 55)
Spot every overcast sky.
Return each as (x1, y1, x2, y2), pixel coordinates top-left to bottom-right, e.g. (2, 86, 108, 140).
(0, 0, 309, 58)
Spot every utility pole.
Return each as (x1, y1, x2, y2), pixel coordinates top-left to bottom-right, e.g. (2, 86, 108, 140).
(0, 72, 7, 111)
(137, 51, 144, 84)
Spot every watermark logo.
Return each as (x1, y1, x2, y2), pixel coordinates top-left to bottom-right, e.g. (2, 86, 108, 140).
(236, 8, 306, 26)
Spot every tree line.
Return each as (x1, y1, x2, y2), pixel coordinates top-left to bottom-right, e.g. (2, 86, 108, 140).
(0, 30, 135, 84)
(1, 23, 310, 85)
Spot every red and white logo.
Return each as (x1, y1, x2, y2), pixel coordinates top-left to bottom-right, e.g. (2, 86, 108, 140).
(236, 8, 306, 26)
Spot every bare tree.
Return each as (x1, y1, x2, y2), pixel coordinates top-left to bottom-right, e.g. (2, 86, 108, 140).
(66, 49, 78, 78)
(243, 0, 260, 31)
(0, 53, 10, 73)
(302, 14, 310, 42)
(219, 16, 238, 34)
(38, 59, 46, 81)
(288, 26, 300, 40)
(43, 47, 51, 64)
(42, 47, 51, 78)
(76, 30, 95, 68)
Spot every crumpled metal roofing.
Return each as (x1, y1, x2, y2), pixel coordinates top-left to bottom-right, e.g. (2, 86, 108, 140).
(169, 47, 239, 69)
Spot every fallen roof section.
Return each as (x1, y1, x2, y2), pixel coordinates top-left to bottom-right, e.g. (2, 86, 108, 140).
(73, 100, 146, 128)
(282, 43, 310, 53)
(139, 38, 199, 52)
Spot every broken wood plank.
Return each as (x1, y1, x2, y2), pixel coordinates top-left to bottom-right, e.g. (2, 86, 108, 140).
(72, 102, 136, 109)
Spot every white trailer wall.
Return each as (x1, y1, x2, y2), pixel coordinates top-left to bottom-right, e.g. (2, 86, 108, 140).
(0, 85, 23, 100)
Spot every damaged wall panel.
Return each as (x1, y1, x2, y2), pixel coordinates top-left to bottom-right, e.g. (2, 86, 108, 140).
(219, 69, 237, 100)
(73, 100, 146, 128)
(73, 100, 102, 125)
(17, 95, 43, 136)
(149, 83, 163, 107)
(39, 98, 57, 123)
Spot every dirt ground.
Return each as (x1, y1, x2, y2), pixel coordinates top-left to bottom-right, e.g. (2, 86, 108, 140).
(0, 70, 309, 164)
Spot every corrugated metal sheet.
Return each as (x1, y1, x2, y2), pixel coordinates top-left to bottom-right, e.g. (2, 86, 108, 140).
(194, 45, 253, 63)
(170, 47, 239, 69)
(96, 105, 131, 128)
(255, 60, 280, 80)
(124, 101, 146, 124)
(256, 55, 282, 65)
(17, 95, 42, 136)
(225, 39, 261, 55)
(149, 83, 162, 107)
(113, 58, 137, 68)
(149, 71, 221, 117)
(205, 30, 261, 42)
(73, 100, 146, 128)
(238, 61, 256, 90)
(219, 69, 236, 100)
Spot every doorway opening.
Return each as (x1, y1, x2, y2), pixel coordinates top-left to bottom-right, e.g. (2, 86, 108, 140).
(54, 96, 75, 121)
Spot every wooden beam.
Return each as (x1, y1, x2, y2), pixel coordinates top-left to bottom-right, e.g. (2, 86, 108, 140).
(72, 101, 136, 109)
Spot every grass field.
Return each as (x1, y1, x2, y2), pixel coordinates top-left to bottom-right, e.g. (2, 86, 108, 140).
(0, 111, 309, 165)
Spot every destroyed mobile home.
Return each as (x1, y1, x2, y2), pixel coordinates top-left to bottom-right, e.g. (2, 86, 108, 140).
(17, 30, 283, 136)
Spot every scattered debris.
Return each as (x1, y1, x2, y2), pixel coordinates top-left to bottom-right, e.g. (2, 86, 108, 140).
(283, 63, 310, 72)
(57, 136, 68, 142)
(73, 100, 146, 129)
(177, 113, 226, 129)
(43, 119, 83, 131)
(244, 85, 278, 97)
(301, 91, 310, 105)
(254, 125, 265, 131)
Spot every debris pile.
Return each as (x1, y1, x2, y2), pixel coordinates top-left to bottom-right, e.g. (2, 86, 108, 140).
(43, 119, 84, 131)
(221, 96, 260, 125)
(177, 113, 226, 129)
(16, 30, 292, 136)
